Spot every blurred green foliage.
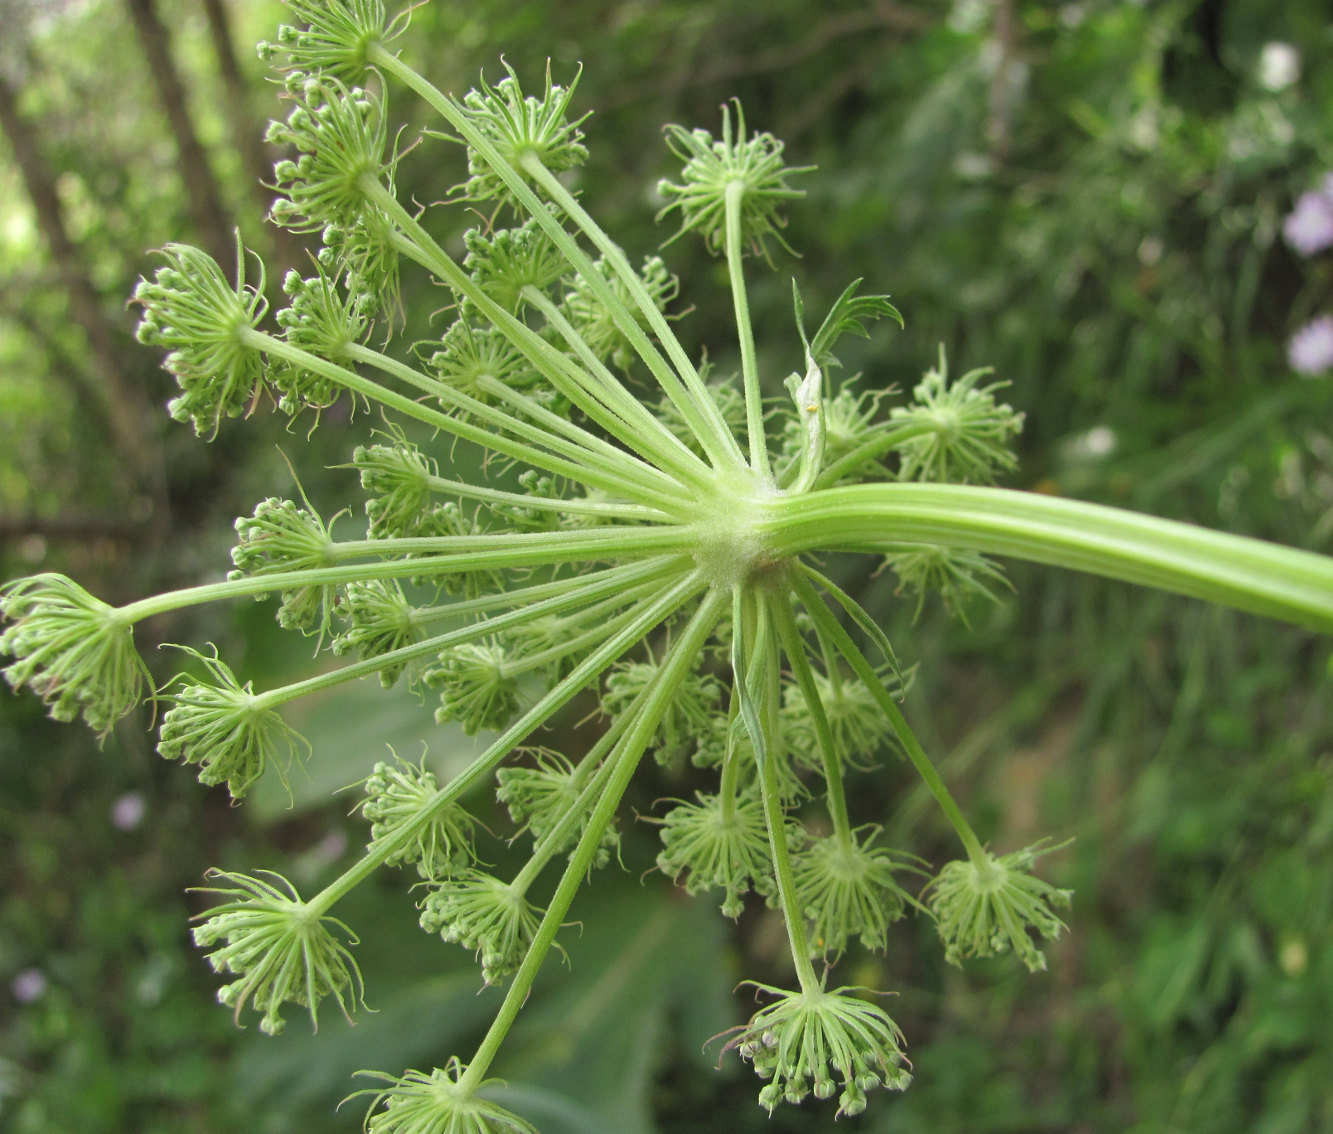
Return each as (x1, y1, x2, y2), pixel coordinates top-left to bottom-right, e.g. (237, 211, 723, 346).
(2, 0, 1332, 1131)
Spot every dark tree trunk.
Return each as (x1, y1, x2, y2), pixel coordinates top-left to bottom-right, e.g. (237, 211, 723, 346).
(123, 0, 236, 269)
(0, 72, 160, 491)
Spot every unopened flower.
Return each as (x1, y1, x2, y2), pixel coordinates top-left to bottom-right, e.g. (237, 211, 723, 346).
(333, 579, 423, 687)
(361, 755, 476, 878)
(356, 1059, 537, 1134)
(561, 255, 679, 371)
(655, 789, 781, 918)
(464, 220, 568, 312)
(425, 643, 521, 734)
(890, 347, 1023, 483)
(0, 574, 147, 737)
(495, 750, 619, 866)
(192, 870, 364, 1035)
(726, 982, 911, 1116)
(455, 63, 590, 207)
(1288, 315, 1333, 375)
(658, 101, 811, 262)
(418, 870, 542, 985)
(258, 0, 410, 86)
(158, 647, 309, 799)
(792, 827, 919, 957)
(133, 239, 268, 438)
(924, 840, 1073, 972)
(230, 497, 340, 635)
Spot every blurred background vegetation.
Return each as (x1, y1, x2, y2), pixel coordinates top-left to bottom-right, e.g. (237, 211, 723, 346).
(2, 0, 1332, 1131)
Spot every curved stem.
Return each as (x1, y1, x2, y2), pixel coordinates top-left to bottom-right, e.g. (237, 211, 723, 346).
(765, 483, 1333, 632)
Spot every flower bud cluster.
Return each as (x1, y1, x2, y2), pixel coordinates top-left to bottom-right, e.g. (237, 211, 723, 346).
(257, 0, 407, 86)
(361, 756, 476, 878)
(657, 102, 811, 261)
(332, 579, 421, 686)
(358, 1059, 538, 1134)
(560, 255, 679, 372)
(133, 241, 268, 437)
(158, 648, 308, 799)
(0, 574, 147, 737)
(230, 497, 340, 635)
(603, 662, 721, 764)
(424, 642, 521, 734)
(267, 74, 399, 308)
(924, 841, 1073, 972)
(418, 870, 542, 986)
(727, 983, 912, 1116)
(455, 64, 589, 208)
(496, 750, 619, 867)
(463, 220, 568, 313)
(191, 870, 364, 1035)
(889, 347, 1024, 484)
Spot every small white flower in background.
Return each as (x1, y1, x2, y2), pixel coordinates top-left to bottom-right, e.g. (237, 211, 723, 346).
(1283, 187, 1333, 257)
(1288, 316, 1333, 376)
(111, 791, 147, 831)
(11, 968, 47, 1004)
(1258, 43, 1300, 92)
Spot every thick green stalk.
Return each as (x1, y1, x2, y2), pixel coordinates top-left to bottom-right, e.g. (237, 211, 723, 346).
(766, 483, 1333, 632)
(733, 587, 821, 992)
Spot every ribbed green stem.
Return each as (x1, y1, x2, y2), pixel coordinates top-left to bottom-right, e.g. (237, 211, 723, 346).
(248, 557, 687, 708)
(457, 585, 727, 1093)
(765, 483, 1333, 632)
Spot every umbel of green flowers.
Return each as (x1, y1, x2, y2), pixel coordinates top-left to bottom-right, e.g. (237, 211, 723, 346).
(4, 2, 1333, 1130)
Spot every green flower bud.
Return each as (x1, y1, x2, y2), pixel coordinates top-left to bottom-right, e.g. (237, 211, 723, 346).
(603, 662, 721, 764)
(229, 497, 340, 636)
(726, 982, 911, 1116)
(333, 579, 422, 687)
(889, 346, 1024, 484)
(463, 220, 568, 313)
(495, 750, 619, 867)
(425, 642, 521, 735)
(258, 0, 409, 86)
(455, 63, 590, 208)
(418, 870, 542, 986)
(657, 101, 812, 262)
(924, 840, 1074, 972)
(191, 869, 364, 1035)
(270, 267, 369, 415)
(158, 647, 309, 799)
(133, 239, 268, 438)
(361, 755, 476, 878)
(791, 827, 920, 957)
(356, 1060, 538, 1134)
(655, 790, 782, 919)
(882, 543, 1010, 624)
(428, 319, 537, 405)
(0, 574, 147, 738)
